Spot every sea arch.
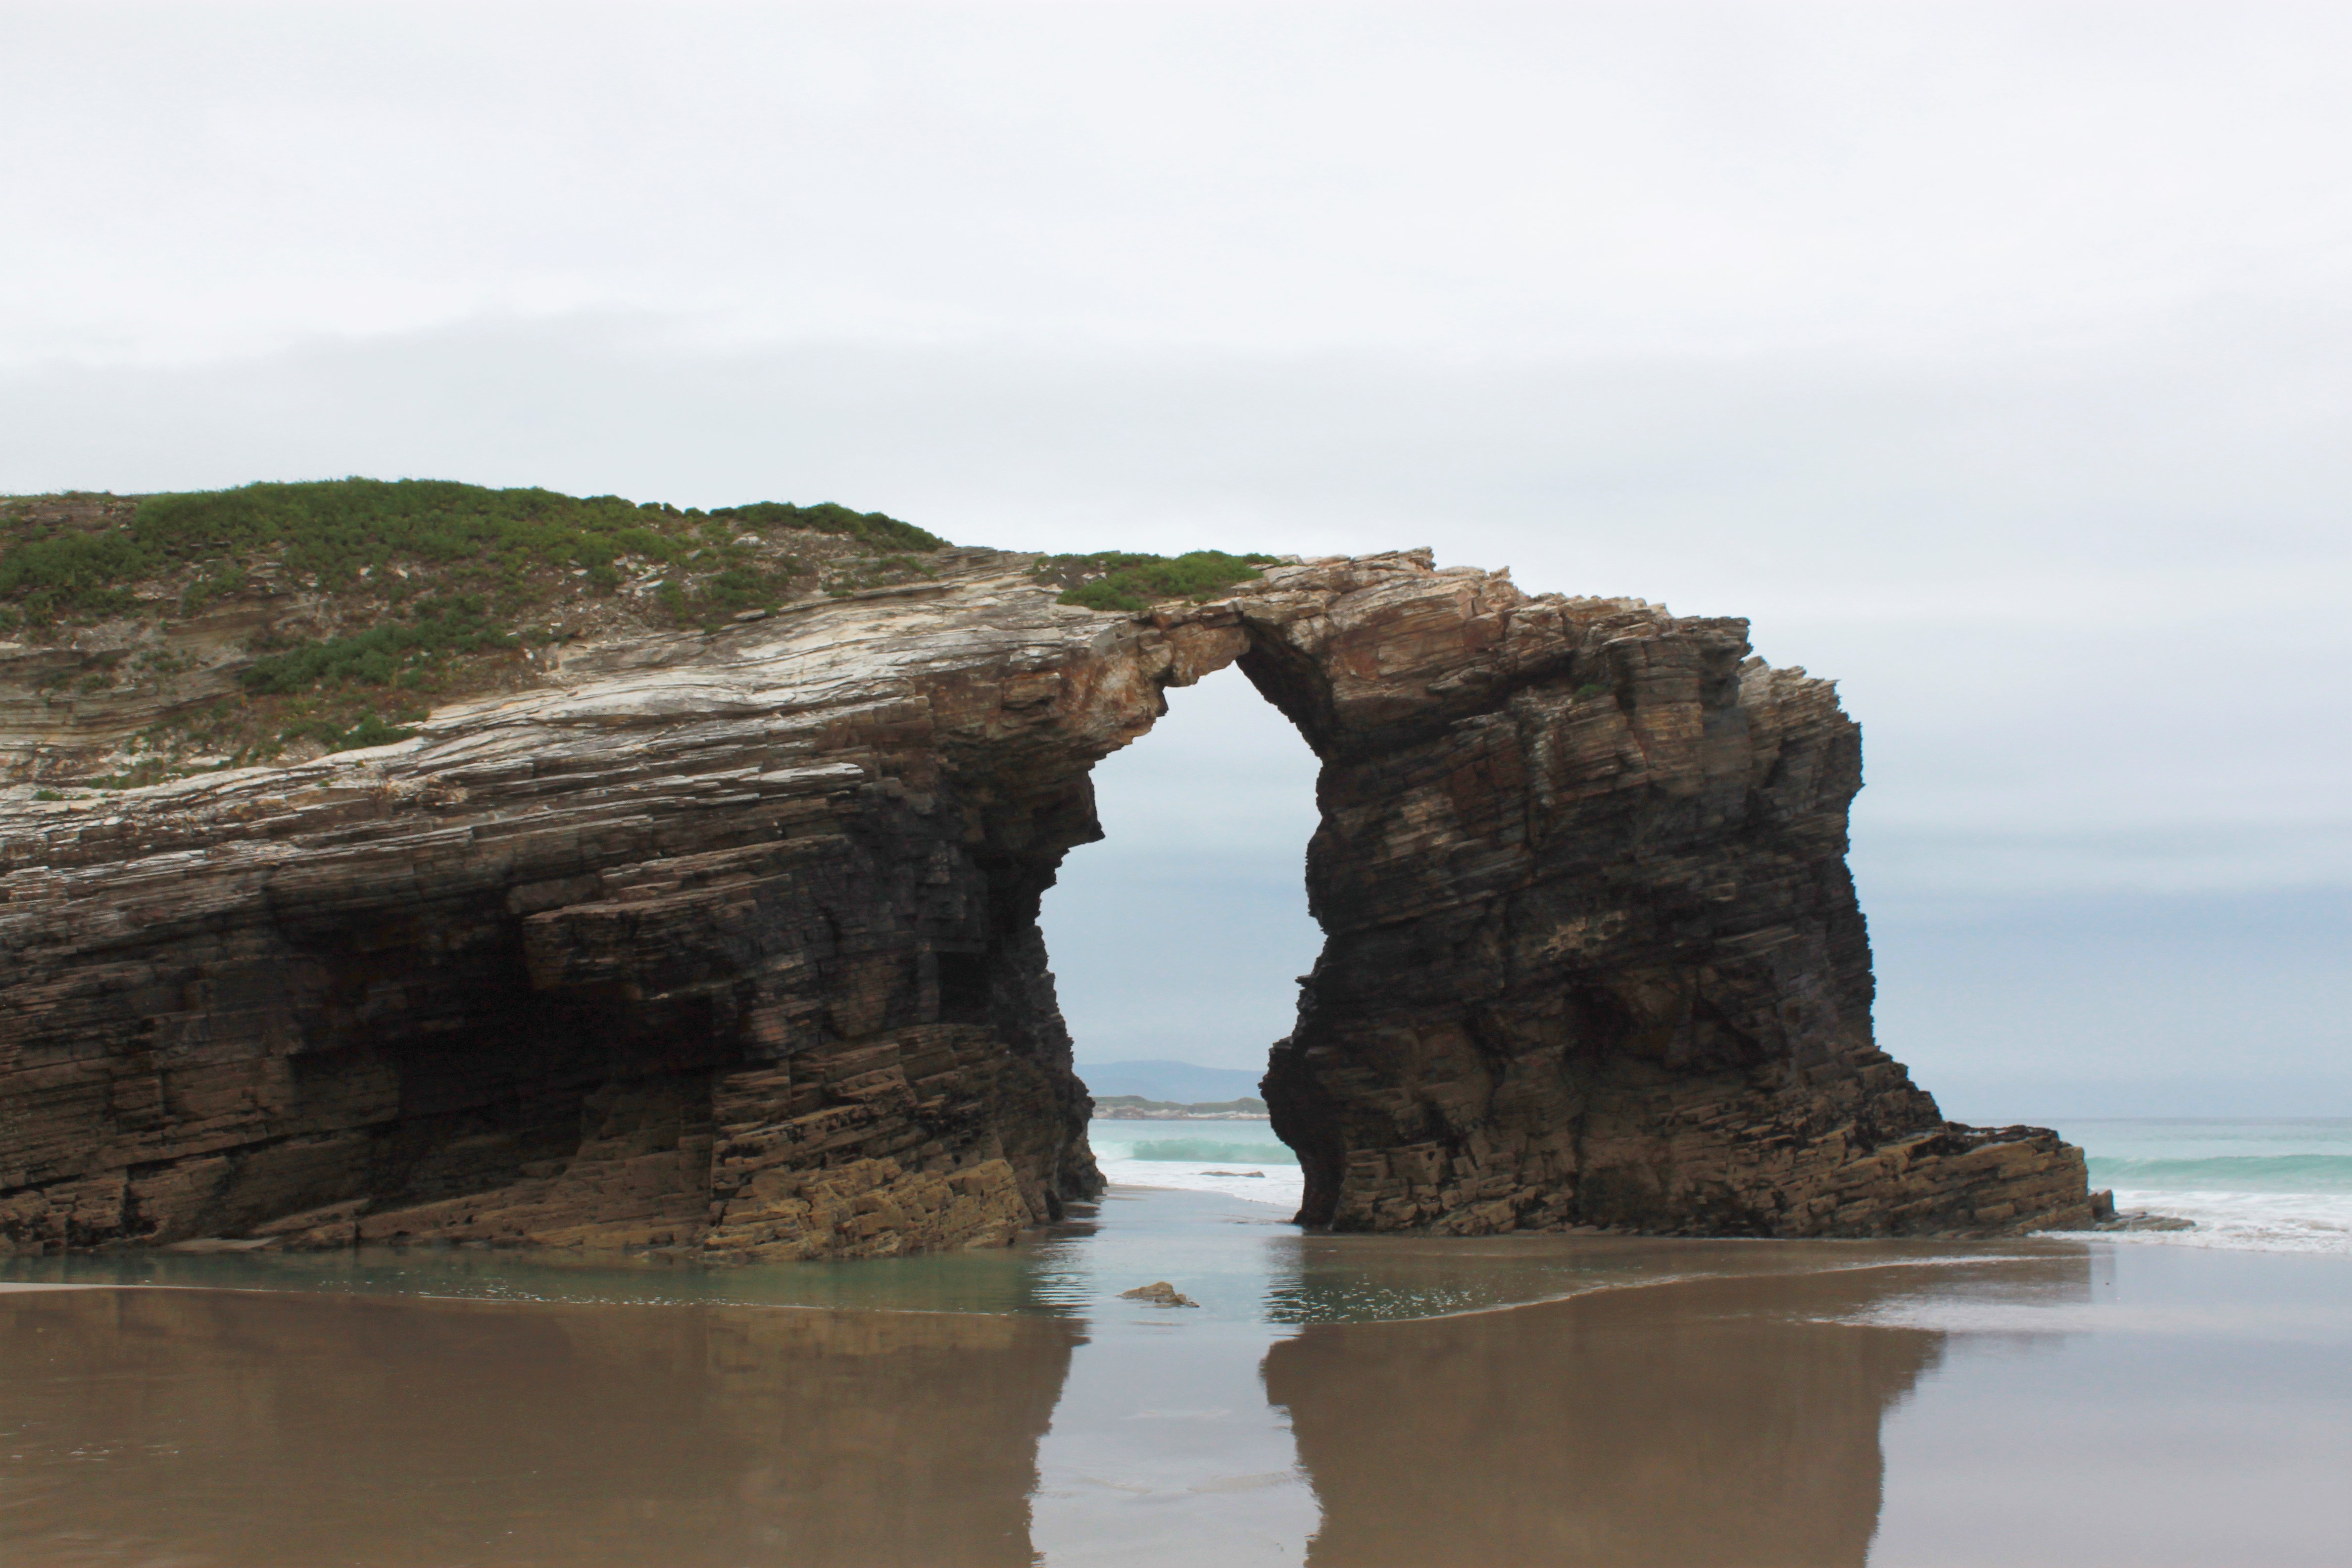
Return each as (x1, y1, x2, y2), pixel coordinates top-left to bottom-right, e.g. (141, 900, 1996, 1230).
(0, 547, 2093, 1255)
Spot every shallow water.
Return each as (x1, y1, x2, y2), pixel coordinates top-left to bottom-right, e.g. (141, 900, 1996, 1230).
(3, 1186, 2348, 1566)
(0, 1185, 2056, 1330)
(2059, 1117, 2352, 1254)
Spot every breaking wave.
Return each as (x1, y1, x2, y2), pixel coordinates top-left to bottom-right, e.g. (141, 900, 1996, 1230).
(2087, 1155, 2352, 1192)
(1106, 1138, 1300, 1165)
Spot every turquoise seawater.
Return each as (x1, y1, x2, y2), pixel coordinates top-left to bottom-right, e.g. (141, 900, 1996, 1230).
(1088, 1117, 2352, 1186)
(2071, 1119, 2352, 1191)
(1081, 1114, 2352, 1253)
(1089, 1117, 1303, 1207)
(2088, 1153, 2352, 1192)
(1109, 1136, 1299, 1165)
(2063, 1118, 2352, 1253)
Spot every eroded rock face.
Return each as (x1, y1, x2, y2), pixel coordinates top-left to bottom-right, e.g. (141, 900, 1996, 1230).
(1238, 564, 2091, 1237)
(0, 549, 2092, 1257)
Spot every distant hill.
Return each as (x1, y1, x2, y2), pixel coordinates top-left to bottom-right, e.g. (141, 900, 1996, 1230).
(1092, 1095, 1268, 1120)
(1075, 1059, 1264, 1103)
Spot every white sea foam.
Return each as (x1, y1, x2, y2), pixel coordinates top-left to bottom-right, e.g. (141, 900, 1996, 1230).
(2034, 1120, 2352, 1256)
(1087, 1118, 2352, 1242)
(2050, 1188, 2352, 1256)
(1089, 1118, 1304, 1208)
(1832, 1296, 2352, 1341)
(1098, 1159, 1306, 1209)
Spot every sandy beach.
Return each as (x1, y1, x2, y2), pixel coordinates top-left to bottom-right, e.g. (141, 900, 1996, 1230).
(4, 1186, 2347, 1567)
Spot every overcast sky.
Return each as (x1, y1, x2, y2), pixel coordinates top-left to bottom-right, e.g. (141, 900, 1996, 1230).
(4, 2, 2346, 1115)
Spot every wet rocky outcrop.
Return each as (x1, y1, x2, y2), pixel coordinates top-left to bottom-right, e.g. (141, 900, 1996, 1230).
(0, 547, 2092, 1258)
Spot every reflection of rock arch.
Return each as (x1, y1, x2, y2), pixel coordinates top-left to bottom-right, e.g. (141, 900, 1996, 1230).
(0, 549, 2087, 1257)
(1261, 1260, 1985, 1568)
(0, 1285, 1078, 1565)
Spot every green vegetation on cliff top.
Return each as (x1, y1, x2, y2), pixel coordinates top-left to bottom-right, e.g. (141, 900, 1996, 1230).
(0, 479, 949, 770)
(0, 480, 1279, 779)
(1029, 550, 1277, 613)
(0, 478, 943, 629)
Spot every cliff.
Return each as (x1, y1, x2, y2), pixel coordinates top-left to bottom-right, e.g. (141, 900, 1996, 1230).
(0, 489, 2093, 1257)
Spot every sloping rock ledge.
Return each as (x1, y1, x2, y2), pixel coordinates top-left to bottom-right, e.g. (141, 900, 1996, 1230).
(0, 548, 2093, 1259)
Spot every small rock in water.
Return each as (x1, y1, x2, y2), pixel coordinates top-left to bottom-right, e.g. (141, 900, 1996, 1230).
(1201, 1170, 1265, 1177)
(1119, 1280, 1200, 1308)
(2092, 1210, 2197, 1233)
(160, 1236, 278, 1254)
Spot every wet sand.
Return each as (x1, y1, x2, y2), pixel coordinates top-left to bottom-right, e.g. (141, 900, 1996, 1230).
(2, 1192, 2346, 1566)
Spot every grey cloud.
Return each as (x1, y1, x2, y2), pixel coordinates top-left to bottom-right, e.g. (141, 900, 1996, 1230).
(4, 311, 2344, 904)
(4, 3, 2345, 1110)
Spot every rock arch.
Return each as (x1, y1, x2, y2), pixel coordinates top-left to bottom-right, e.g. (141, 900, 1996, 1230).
(0, 548, 2092, 1258)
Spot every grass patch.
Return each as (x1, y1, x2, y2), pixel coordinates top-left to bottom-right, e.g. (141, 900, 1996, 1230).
(1029, 550, 1277, 613)
(707, 501, 944, 554)
(0, 478, 943, 630)
(0, 479, 953, 777)
(238, 599, 513, 695)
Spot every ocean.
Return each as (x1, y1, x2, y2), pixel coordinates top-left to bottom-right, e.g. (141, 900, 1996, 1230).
(2066, 1116, 2352, 1254)
(1091, 1116, 2352, 1255)
(1089, 1117, 1304, 1208)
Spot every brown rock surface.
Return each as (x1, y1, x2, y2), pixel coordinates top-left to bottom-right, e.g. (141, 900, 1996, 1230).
(0, 545, 2090, 1258)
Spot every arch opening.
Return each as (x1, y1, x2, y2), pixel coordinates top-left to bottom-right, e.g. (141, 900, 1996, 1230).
(1042, 664, 1323, 1210)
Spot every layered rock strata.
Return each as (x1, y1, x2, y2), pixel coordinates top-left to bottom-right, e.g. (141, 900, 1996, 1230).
(0, 548, 2093, 1257)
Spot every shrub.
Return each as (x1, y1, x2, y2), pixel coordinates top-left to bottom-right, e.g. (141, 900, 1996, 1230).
(238, 600, 512, 694)
(1030, 550, 1277, 613)
(0, 529, 151, 620)
(0, 479, 946, 628)
(707, 501, 945, 553)
(690, 559, 807, 619)
(0, 478, 956, 770)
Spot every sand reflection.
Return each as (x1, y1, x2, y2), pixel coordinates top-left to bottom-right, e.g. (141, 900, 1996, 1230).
(0, 1238, 2109, 1568)
(0, 1287, 1078, 1567)
(1264, 1253, 2093, 1568)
